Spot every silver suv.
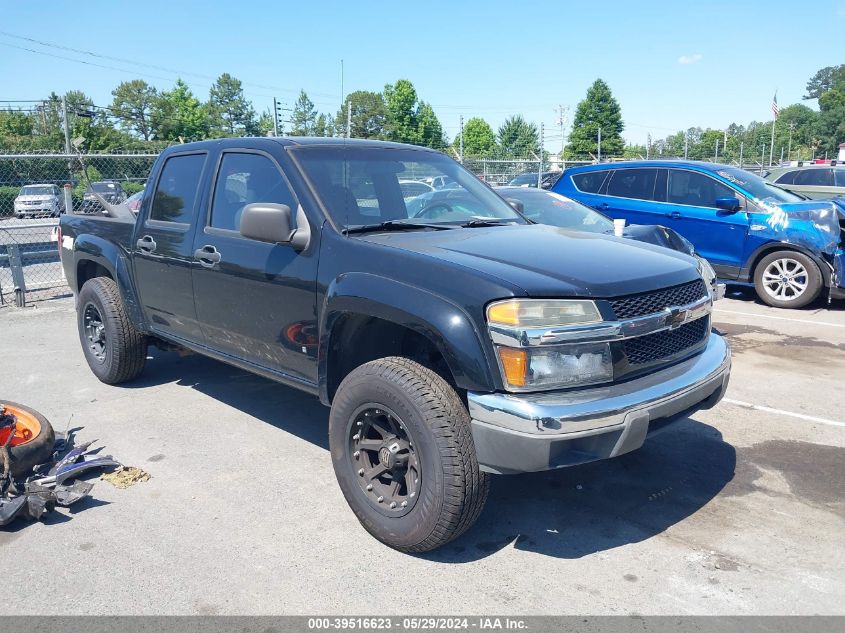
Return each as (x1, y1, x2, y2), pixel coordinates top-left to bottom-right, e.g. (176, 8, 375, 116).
(13, 184, 65, 218)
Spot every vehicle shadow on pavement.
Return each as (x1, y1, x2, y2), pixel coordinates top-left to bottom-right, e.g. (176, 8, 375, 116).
(427, 418, 736, 562)
(127, 351, 331, 450)
(723, 283, 845, 311)
(129, 351, 736, 562)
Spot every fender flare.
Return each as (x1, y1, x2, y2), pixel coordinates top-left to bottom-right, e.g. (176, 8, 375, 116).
(318, 272, 499, 404)
(73, 234, 146, 327)
(741, 241, 833, 286)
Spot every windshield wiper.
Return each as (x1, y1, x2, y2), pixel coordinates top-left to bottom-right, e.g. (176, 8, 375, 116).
(343, 220, 456, 235)
(460, 218, 518, 228)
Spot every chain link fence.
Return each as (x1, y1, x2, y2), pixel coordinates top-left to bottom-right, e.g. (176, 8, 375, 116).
(0, 153, 156, 306)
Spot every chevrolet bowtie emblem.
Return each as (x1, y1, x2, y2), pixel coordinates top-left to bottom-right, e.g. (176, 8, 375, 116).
(665, 306, 688, 330)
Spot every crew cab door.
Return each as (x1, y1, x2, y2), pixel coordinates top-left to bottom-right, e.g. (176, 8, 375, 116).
(662, 168, 749, 275)
(132, 151, 208, 343)
(190, 149, 320, 386)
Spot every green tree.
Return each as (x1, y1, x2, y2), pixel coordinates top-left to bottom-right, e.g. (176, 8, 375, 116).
(567, 79, 624, 157)
(497, 115, 539, 158)
(453, 117, 497, 157)
(290, 90, 318, 136)
(383, 79, 420, 144)
(804, 65, 845, 100)
(111, 79, 157, 140)
(336, 90, 386, 138)
(151, 79, 209, 141)
(416, 102, 445, 149)
(257, 109, 275, 136)
(313, 113, 333, 137)
(208, 73, 258, 137)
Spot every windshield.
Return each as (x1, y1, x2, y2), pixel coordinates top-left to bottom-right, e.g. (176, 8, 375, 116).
(291, 146, 524, 228)
(501, 188, 613, 233)
(20, 186, 53, 196)
(714, 167, 803, 205)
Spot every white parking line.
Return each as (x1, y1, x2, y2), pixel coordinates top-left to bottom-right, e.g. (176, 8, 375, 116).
(714, 308, 845, 328)
(724, 398, 845, 428)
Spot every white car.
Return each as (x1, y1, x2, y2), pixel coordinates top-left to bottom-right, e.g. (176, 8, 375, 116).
(13, 184, 65, 218)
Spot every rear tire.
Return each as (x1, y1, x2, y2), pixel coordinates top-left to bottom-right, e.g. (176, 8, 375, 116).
(1, 401, 55, 478)
(329, 357, 489, 552)
(77, 277, 147, 384)
(753, 250, 822, 309)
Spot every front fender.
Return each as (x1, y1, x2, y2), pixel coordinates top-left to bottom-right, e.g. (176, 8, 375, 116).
(73, 234, 145, 327)
(318, 272, 499, 403)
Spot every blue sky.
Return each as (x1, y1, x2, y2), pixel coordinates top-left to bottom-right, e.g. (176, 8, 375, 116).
(2, 0, 844, 147)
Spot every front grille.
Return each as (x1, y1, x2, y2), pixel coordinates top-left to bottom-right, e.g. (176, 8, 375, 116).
(609, 279, 707, 320)
(623, 317, 709, 365)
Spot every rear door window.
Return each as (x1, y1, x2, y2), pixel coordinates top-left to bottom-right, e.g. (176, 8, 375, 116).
(793, 169, 834, 186)
(667, 170, 735, 208)
(605, 168, 658, 200)
(150, 153, 206, 224)
(835, 170, 845, 187)
(571, 170, 609, 193)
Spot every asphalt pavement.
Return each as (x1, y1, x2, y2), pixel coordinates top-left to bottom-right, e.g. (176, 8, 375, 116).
(0, 290, 843, 615)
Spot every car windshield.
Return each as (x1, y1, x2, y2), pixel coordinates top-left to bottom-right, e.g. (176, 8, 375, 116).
(714, 167, 803, 205)
(20, 186, 53, 196)
(291, 146, 524, 228)
(501, 188, 613, 233)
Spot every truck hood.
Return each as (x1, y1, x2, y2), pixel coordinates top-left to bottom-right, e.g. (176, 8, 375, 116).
(360, 224, 701, 298)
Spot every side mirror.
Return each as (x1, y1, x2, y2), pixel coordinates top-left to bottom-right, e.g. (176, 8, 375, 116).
(505, 198, 524, 214)
(714, 197, 742, 213)
(240, 203, 311, 249)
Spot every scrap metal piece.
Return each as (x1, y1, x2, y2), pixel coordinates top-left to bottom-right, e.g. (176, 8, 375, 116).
(55, 456, 120, 485)
(54, 481, 95, 506)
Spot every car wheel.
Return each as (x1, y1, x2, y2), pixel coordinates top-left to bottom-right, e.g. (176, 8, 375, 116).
(329, 357, 489, 552)
(77, 277, 147, 384)
(753, 250, 823, 309)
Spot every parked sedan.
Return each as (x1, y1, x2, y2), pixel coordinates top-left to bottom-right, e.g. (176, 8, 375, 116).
(496, 186, 721, 298)
(13, 184, 64, 218)
(766, 164, 845, 199)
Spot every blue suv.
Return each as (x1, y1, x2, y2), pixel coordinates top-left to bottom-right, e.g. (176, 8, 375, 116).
(554, 161, 845, 308)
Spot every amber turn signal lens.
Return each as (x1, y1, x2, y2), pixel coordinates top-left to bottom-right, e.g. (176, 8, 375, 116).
(497, 347, 527, 387)
(487, 301, 522, 326)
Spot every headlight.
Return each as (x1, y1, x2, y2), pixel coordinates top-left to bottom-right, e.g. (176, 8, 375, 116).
(496, 342, 613, 390)
(487, 299, 611, 390)
(487, 299, 601, 328)
(696, 256, 716, 284)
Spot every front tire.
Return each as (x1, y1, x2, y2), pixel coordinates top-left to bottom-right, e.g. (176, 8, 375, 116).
(754, 250, 822, 309)
(77, 277, 147, 384)
(329, 357, 489, 552)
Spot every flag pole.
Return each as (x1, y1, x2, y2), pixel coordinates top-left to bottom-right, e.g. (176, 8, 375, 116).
(768, 119, 776, 167)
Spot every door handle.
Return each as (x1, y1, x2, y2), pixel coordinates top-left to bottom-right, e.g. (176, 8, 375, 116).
(666, 211, 682, 220)
(194, 245, 221, 268)
(136, 235, 157, 253)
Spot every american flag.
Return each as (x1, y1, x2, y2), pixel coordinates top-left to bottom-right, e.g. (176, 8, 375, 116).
(772, 92, 779, 119)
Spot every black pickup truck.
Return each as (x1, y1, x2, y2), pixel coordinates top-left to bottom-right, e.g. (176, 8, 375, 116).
(59, 138, 731, 552)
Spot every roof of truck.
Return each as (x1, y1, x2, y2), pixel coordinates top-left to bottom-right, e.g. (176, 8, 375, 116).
(162, 136, 439, 153)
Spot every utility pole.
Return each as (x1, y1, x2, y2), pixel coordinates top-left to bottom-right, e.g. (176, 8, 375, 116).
(61, 96, 71, 154)
(272, 98, 279, 136)
(555, 104, 568, 157)
(459, 115, 464, 164)
(597, 127, 602, 162)
(346, 98, 352, 138)
(714, 138, 719, 162)
(538, 122, 544, 188)
(646, 133, 651, 160)
(684, 133, 689, 160)
(760, 146, 765, 175)
(739, 142, 744, 169)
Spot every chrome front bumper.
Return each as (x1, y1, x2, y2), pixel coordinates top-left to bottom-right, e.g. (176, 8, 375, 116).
(467, 334, 731, 474)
